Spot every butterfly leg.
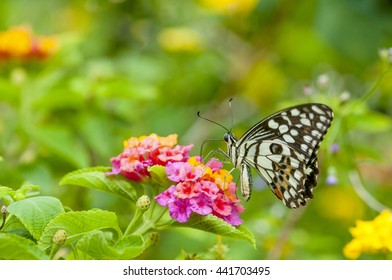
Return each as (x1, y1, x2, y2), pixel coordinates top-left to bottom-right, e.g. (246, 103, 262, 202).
(200, 148, 230, 165)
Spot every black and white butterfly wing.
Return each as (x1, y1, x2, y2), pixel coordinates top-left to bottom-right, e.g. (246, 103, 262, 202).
(232, 103, 333, 208)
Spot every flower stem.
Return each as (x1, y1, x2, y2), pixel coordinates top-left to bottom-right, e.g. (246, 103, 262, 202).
(348, 170, 391, 212)
(359, 67, 391, 104)
(49, 244, 61, 260)
(124, 208, 144, 236)
(133, 205, 169, 235)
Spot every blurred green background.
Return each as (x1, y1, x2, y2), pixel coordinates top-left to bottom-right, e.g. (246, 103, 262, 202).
(1, 0, 392, 259)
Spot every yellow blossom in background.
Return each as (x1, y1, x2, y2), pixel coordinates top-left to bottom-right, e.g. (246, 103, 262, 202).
(343, 210, 392, 259)
(200, 0, 259, 16)
(0, 26, 30, 57)
(158, 27, 204, 53)
(0, 25, 58, 60)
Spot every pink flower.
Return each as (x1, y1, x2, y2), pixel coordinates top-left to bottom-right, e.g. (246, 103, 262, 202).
(175, 181, 199, 199)
(206, 158, 223, 172)
(155, 185, 176, 206)
(107, 134, 244, 226)
(168, 199, 192, 223)
(190, 193, 213, 215)
(199, 180, 219, 198)
(166, 161, 203, 182)
(155, 157, 244, 226)
(212, 193, 232, 216)
(221, 205, 244, 226)
(106, 134, 192, 182)
(155, 144, 193, 165)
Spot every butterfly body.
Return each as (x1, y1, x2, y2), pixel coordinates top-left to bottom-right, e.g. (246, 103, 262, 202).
(224, 103, 333, 209)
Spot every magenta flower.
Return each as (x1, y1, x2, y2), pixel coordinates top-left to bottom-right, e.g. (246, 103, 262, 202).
(107, 133, 244, 226)
(168, 199, 192, 223)
(155, 185, 176, 206)
(155, 157, 244, 226)
(190, 193, 213, 215)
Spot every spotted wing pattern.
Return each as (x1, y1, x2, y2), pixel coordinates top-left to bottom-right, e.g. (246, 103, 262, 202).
(226, 103, 333, 209)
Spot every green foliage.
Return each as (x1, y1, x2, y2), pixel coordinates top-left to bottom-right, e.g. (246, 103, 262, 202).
(175, 214, 256, 248)
(0, 233, 49, 260)
(38, 209, 122, 251)
(0, 171, 255, 259)
(60, 167, 138, 202)
(7, 196, 64, 240)
(1, 0, 392, 260)
(75, 231, 144, 260)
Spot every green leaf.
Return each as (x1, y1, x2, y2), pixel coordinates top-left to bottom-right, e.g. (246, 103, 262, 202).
(0, 186, 15, 201)
(75, 230, 144, 260)
(13, 185, 41, 200)
(7, 196, 64, 241)
(0, 233, 49, 260)
(174, 214, 256, 248)
(148, 165, 173, 187)
(60, 167, 138, 202)
(38, 209, 121, 251)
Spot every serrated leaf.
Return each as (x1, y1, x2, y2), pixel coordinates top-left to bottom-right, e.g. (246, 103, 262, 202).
(7, 196, 64, 241)
(148, 165, 173, 187)
(174, 214, 256, 247)
(0, 233, 49, 260)
(76, 230, 144, 260)
(60, 167, 138, 202)
(38, 209, 121, 251)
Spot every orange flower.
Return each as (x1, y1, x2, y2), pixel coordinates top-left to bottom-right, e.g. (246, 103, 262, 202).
(0, 25, 58, 60)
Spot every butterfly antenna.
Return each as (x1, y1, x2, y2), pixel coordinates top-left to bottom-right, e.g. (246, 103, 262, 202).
(197, 111, 230, 132)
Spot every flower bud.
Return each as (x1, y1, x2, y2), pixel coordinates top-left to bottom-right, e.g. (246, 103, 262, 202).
(136, 195, 150, 211)
(0, 205, 6, 230)
(317, 73, 330, 89)
(331, 144, 340, 154)
(339, 91, 351, 104)
(378, 47, 392, 63)
(145, 232, 160, 248)
(326, 166, 338, 186)
(52, 230, 67, 246)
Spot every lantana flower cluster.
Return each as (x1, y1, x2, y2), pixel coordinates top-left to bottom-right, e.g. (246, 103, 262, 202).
(108, 134, 193, 181)
(343, 210, 392, 259)
(0, 25, 58, 60)
(108, 134, 244, 226)
(156, 157, 244, 226)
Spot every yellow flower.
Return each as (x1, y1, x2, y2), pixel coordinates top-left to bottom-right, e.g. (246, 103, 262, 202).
(158, 27, 204, 53)
(124, 134, 178, 149)
(157, 134, 178, 147)
(211, 169, 233, 191)
(0, 26, 31, 57)
(343, 239, 362, 260)
(200, 0, 259, 16)
(343, 210, 392, 259)
(35, 36, 59, 57)
(0, 25, 58, 60)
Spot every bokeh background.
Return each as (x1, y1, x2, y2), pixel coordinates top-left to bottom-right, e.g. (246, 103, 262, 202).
(1, 0, 392, 259)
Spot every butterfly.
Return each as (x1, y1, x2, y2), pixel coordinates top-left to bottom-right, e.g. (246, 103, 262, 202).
(200, 102, 334, 209)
